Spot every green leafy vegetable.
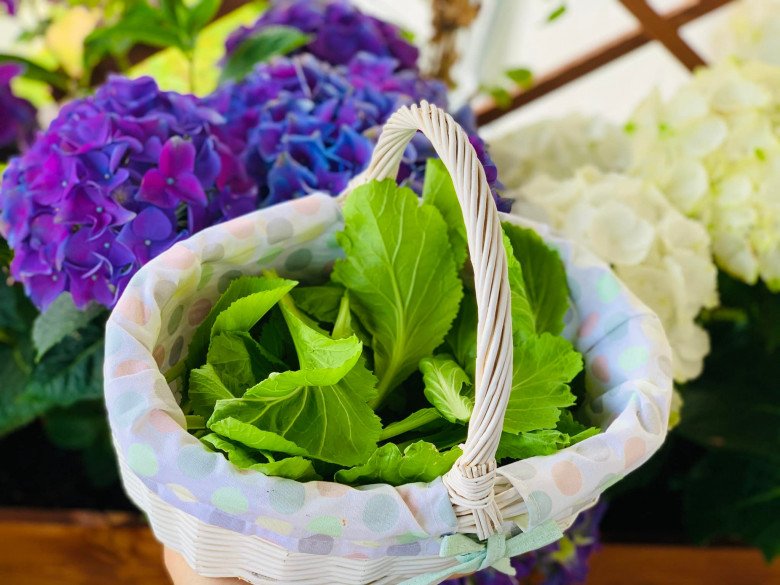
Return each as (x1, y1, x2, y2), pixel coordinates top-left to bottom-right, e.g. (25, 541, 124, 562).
(503, 333, 582, 434)
(502, 223, 569, 336)
(333, 180, 463, 407)
(420, 355, 473, 424)
(421, 158, 468, 269)
(208, 298, 381, 466)
(186, 275, 296, 373)
(189, 363, 235, 419)
(290, 284, 344, 324)
(335, 441, 462, 486)
(207, 331, 278, 395)
(379, 408, 443, 442)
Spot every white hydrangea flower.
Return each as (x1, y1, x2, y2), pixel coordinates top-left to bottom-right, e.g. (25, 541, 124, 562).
(489, 114, 630, 188)
(713, 0, 780, 67)
(511, 167, 719, 382)
(627, 59, 780, 291)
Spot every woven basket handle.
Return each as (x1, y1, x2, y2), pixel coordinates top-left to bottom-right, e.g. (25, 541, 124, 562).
(345, 101, 513, 540)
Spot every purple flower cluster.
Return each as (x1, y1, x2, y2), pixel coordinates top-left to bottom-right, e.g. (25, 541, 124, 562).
(225, 0, 418, 71)
(0, 64, 37, 153)
(0, 76, 256, 310)
(0, 0, 15, 15)
(444, 502, 607, 585)
(206, 53, 450, 207)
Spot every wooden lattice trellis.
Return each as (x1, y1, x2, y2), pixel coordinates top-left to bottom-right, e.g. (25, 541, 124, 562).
(476, 0, 734, 125)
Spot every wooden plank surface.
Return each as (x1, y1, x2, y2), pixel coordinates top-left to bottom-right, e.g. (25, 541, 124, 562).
(1, 509, 779, 584)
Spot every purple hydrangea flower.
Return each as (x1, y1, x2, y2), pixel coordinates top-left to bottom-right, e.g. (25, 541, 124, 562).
(0, 76, 256, 310)
(0, 0, 16, 15)
(444, 502, 607, 585)
(225, 0, 418, 70)
(207, 53, 505, 209)
(0, 63, 37, 153)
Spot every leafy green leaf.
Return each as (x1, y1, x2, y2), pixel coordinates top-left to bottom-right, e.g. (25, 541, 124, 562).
(335, 441, 462, 486)
(502, 223, 569, 336)
(220, 25, 311, 82)
(497, 416, 598, 461)
(379, 407, 443, 442)
(503, 333, 581, 434)
(420, 355, 473, 424)
(421, 158, 468, 269)
(202, 432, 320, 481)
(485, 85, 512, 108)
(211, 276, 297, 337)
(32, 293, 105, 360)
(504, 232, 536, 342)
(209, 300, 380, 466)
(207, 331, 278, 395)
(190, 363, 236, 419)
(290, 284, 344, 324)
(208, 417, 309, 457)
(446, 292, 478, 378)
(333, 180, 463, 406)
(255, 307, 297, 367)
(556, 411, 600, 443)
(186, 275, 296, 372)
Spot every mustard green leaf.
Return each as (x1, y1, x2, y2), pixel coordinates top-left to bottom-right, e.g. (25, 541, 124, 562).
(335, 441, 462, 486)
(332, 180, 463, 407)
(503, 333, 582, 434)
(502, 223, 569, 336)
(420, 355, 474, 424)
(422, 158, 468, 270)
(189, 363, 236, 419)
(290, 283, 344, 324)
(207, 331, 279, 395)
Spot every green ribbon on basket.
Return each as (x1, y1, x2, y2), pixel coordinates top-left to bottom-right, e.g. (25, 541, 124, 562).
(400, 520, 564, 585)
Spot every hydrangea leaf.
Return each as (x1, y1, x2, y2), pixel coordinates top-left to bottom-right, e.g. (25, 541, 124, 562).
(201, 431, 320, 481)
(503, 333, 582, 434)
(420, 355, 474, 424)
(334, 441, 462, 486)
(189, 363, 236, 419)
(207, 331, 279, 395)
(290, 283, 344, 324)
(332, 180, 463, 405)
(186, 275, 297, 372)
(221, 26, 311, 82)
(502, 223, 569, 336)
(209, 300, 380, 466)
(32, 292, 105, 360)
(422, 158, 468, 269)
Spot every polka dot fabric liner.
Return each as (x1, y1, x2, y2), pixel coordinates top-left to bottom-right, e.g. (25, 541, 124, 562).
(104, 193, 672, 561)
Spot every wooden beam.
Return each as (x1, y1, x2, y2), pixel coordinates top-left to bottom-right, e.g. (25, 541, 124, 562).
(476, 0, 735, 125)
(619, 0, 705, 70)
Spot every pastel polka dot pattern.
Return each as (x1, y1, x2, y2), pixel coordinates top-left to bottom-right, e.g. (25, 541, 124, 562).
(211, 487, 249, 515)
(127, 443, 158, 477)
(551, 461, 583, 496)
(104, 195, 672, 561)
(363, 495, 400, 533)
(269, 479, 306, 515)
(177, 445, 217, 479)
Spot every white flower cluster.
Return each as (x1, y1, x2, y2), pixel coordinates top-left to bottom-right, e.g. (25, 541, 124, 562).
(713, 0, 780, 67)
(627, 59, 780, 291)
(511, 167, 719, 382)
(490, 114, 630, 186)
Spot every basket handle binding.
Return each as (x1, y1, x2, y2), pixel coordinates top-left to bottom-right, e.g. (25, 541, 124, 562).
(341, 101, 514, 540)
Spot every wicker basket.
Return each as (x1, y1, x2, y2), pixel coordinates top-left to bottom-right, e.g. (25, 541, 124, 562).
(105, 102, 673, 584)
